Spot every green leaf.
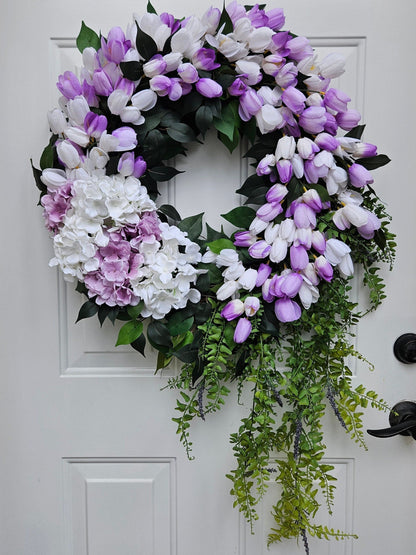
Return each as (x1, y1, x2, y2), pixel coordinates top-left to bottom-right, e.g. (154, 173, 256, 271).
(158, 204, 181, 221)
(356, 154, 391, 170)
(116, 320, 144, 346)
(119, 61, 143, 81)
(127, 301, 144, 320)
(76, 300, 99, 323)
(218, 129, 240, 153)
(147, 0, 157, 13)
(213, 101, 239, 141)
(31, 160, 47, 195)
(135, 22, 158, 60)
(166, 122, 196, 143)
(219, 5, 234, 34)
(344, 124, 366, 139)
(148, 166, 183, 182)
(286, 175, 304, 205)
(206, 238, 236, 254)
(167, 315, 195, 336)
(76, 21, 101, 53)
(147, 321, 173, 348)
(221, 206, 256, 228)
(206, 223, 227, 241)
(236, 173, 266, 196)
(131, 333, 146, 356)
(195, 105, 213, 138)
(39, 142, 54, 170)
(177, 213, 204, 241)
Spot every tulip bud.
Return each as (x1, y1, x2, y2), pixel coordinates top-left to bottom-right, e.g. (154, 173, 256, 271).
(221, 299, 245, 321)
(233, 317, 252, 343)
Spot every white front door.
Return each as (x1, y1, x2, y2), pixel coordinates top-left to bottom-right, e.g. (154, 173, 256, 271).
(1, 1, 415, 554)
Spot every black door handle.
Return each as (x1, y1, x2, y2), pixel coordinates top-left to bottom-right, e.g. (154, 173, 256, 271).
(367, 401, 416, 440)
(393, 334, 416, 364)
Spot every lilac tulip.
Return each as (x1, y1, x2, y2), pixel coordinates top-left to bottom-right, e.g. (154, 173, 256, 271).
(160, 12, 181, 33)
(290, 245, 309, 271)
(324, 88, 350, 113)
(262, 54, 284, 77)
(177, 63, 199, 83)
(276, 160, 293, 184)
(256, 154, 276, 176)
(101, 27, 131, 64)
(336, 109, 361, 131)
(256, 202, 283, 222)
(234, 231, 257, 247)
(302, 189, 323, 212)
(276, 272, 303, 298)
(256, 263, 272, 287)
(239, 89, 262, 121)
(144, 55, 168, 78)
(228, 78, 248, 97)
(92, 69, 115, 96)
(287, 36, 314, 62)
(150, 75, 172, 97)
(82, 81, 99, 108)
(289, 202, 317, 228)
(133, 156, 147, 178)
(315, 132, 339, 151)
(275, 298, 302, 322)
(234, 317, 252, 344)
(221, 299, 245, 321)
(112, 126, 137, 151)
(201, 7, 221, 34)
(57, 71, 82, 99)
(117, 152, 135, 176)
(282, 86, 306, 114)
(324, 113, 338, 135)
(349, 163, 374, 188)
(314, 256, 333, 282)
(266, 8, 285, 30)
(244, 297, 260, 317)
(297, 137, 319, 160)
(356, 210, 381, 239)
(275, 62, 298, 88)
(192, 48, 220, 70)
(84, 112, 107, 138)
(248, 240, 272, 259)
(262, 278, 275, 302)
(195, 78, 223, 98)
(299, 107, 327, 134)
(350, 142, 378, 158)
(312, 231, 326, 254)
(266, 183, 288, 204)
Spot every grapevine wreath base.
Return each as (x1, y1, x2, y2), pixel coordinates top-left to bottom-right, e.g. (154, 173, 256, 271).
(32, 2, 395, 552)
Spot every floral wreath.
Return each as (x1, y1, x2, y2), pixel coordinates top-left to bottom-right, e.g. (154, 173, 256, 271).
(32, 1, 395, 551)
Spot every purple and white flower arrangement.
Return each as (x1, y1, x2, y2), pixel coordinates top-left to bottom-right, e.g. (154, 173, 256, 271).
(33, 2, 395, 551)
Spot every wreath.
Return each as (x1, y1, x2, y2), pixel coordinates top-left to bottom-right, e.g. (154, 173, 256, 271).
(32, 1, 395, 551)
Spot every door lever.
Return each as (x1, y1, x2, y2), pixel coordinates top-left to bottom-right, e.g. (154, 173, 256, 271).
(367, 401, 416, 440)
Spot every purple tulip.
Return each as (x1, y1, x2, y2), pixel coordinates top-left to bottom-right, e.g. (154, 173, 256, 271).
(221, 299, 245, 321)
(195, 78, 223, 98)
(177, 63, 199, 83)
(315, 132, 339, 151)
(144, 55, 168, 78)
(247, 4, 268, 27)
(82, 81, 99, 108)
(266, 184, 288, 204)
(312, 231, 326, 254)
(302, 189, 322, 212)
(324, 112, 338, 135)
(57, 71, 82, 99)
(101, 27, 131, 64)
(282, 86, 306, 114)
(234, 317, 252, 344)
(349, 163, 374, 188)
(289, 202, 317, 228)
(275, 62, 298, 88)
(111, 126, 137, 151)
(290, 245, 309, 271)
(262, 278, 275, 302)
(336, 109, 361, 131)
(351, 142, 378, 158)
(248, 240, 272, 259)
(279, 272, 303, 298)
(234, 231, 257, 247)
(92, 69, 114, 96)
(160, 12, 181, 33)
(299, 107, 327, 134)
(324, 88, 350, 113)
(256, 202, 283, 222)
(84, 112, 107, 138)
(150, 75, 172, 97)
(192, 48, 220, 70)
(357, 210, 381, 239)
(274, 298, 302, 322)
(276, 159, 293, 184)
(133, 156, 147, 178)
(228, 78, 248, 97)
(266, 8, 285, 30)
(286, 36, 314, 62)
(239, 89, 262, 121)
(314, 256, 333, 282)
(256, 263, 272, 286)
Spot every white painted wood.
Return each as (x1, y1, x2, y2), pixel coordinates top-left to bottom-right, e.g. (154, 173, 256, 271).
(1, 1, 415, 554)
